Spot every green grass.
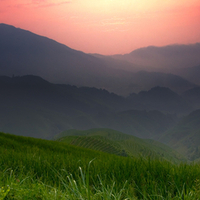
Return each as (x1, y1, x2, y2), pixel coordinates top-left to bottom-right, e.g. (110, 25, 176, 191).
(55, 128, 185, 162)
(1, 132, 200, 199)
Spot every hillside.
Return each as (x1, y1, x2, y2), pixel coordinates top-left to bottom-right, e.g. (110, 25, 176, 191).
(127, 86, 192, 114)
(0, 23, 136, 95)
(111, 43, 200, 73)
(182, 87, 200, 109)
(0, 75, 125, 138)
(55, 128, 185, 162)
(127, 71, 197, 94)
(93, 109, 177, 138)
(159, 109, 200, 161)
(1, 131, 200, 199)
(176, 65, 200, 86)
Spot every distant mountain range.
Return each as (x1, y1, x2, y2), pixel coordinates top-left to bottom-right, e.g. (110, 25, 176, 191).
(0, 23, 199, 95)
(1, 74, 200, 140)
(0, 75, 190, 139)
(111, 44, 200, 73)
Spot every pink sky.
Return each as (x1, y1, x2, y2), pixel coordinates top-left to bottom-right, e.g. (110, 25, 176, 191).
(1, 0, 200, 55)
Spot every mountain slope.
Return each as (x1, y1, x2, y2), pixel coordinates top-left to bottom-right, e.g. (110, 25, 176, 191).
(0, 23, 136, 95)
(55, 128, 185, 162)
(159, 109, 200, 160)
(93, 109, 177, 139)
(128, 86, 192, 115)
(0, 75, 126, 138)
(177, 65, 200, 86)
(125, 71, 197, 94)
(182, 87, 200, 109)
(111, 43, 200, 73)
(55, 129, 186, 161)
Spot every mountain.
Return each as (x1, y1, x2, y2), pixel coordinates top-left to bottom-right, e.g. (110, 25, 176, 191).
(0, 75, 178, 139)
(124, 71, 197, 94)
(0, 23, 138, 95)
(128, 86, 192, 115)
(111, 43, 200, 73)
(93, 109, 177, 139)
(176, 65, 200, 86)
(182, 87, 200, 109)
(0, 23, 197, 95)
(55, 128, 185, 162)
(159, 109, 200, 161)
(0, 75, 125, 138)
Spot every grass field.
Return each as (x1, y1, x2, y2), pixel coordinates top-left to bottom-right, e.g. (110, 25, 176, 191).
(1, 131, 200, 199)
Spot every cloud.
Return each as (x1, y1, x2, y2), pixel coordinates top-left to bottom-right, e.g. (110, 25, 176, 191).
(69, 15, 131, 33)
(3, 0, 72, 10)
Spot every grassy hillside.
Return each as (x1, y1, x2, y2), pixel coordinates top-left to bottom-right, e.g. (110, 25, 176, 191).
(2, 131, 200, 199)
(55, 128, 185, 162)
(159, 109, 200, 161)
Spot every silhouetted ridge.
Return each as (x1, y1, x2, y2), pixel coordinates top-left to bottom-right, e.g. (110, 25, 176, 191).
(0, 75, 180, 139)
(112, 43, 200, 72)
(127, 86, 192, 114)
(0, 75, 50, 85)
(0, 24, 198, 95)
(139, 86, 179, 101)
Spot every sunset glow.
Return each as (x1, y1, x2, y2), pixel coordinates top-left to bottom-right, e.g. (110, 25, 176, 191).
(1, 0, 200, 54)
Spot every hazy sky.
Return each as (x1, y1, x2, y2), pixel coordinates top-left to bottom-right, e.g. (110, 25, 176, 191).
(1, 0, 200, 54)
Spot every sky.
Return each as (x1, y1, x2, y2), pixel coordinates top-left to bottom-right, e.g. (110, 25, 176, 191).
(1, 0, 200, 55)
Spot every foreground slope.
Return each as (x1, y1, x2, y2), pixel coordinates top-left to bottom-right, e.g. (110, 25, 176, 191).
(2, 131, 200, 199)
(159, 109, 200, 161)
(55, 128, 185, 162)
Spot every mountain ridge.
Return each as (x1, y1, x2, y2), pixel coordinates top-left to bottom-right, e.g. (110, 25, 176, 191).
(0, 75, 181, 139)
(0, 23, 198, 95)
(111, 43, 200, 73)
